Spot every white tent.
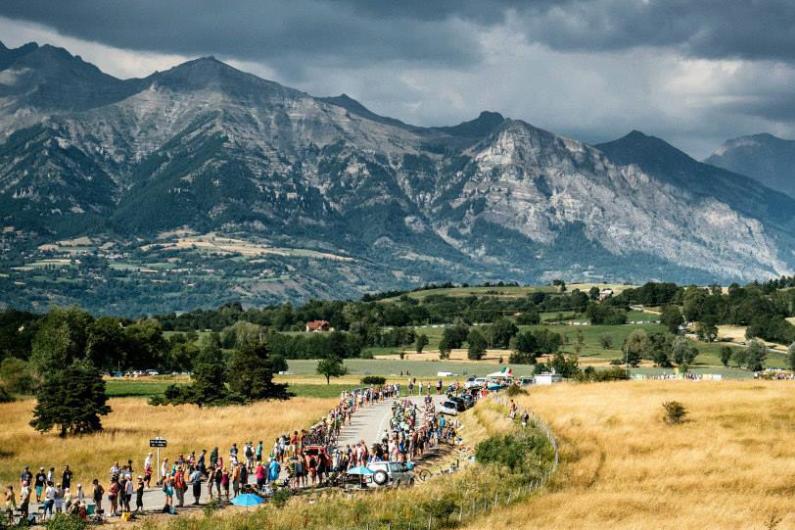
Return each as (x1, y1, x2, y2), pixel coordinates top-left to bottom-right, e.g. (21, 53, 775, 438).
(486, 368, 513, 379)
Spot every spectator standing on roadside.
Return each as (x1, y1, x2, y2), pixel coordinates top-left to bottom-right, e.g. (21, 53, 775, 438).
(135, 477, 144, 513)
(221, 468, 230, 501)
(43, 481, 55, 519)
(159, 458, 169, 486)
(108, 478, 119, 517)
(124, 475, 134, 512)
(92, 479, 104, 515)
(20, 467, 32, 492)
(144, 453, 153, 488)
(198, 450, 207, 476)
(268, 458, 280, 485)
(190, 468, 202, 505)
(54, 483, 63, 514)
(210, 447, 218, 470)
(62, 466, 73, 491)
(19, 481, 30, 519)
(174, 467, 185, 507)
(255, 462, 265, 490)
(162, 476, 173, 513)
(33, 467, 45, 502)
(5, 485, 16, 521)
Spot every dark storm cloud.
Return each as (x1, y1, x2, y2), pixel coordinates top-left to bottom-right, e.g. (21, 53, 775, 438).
(516, 0, 795, 64)
(0, 0, 483, 68)
(1, 0, 794, 67)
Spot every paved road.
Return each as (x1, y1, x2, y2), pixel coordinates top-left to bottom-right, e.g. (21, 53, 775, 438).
(23, 394, 445, 522)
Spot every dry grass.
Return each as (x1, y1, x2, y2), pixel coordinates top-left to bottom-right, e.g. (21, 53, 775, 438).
(0, 397, 336, 487)
(467, 380, 795, 530)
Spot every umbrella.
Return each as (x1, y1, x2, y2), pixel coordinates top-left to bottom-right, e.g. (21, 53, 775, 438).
(346, 466, 374, 475)
(231, 493, 266, 506)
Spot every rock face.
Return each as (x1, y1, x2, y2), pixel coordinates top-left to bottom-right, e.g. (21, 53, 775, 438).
(706, 133, 795, 200)
(1, 40, 795, 309)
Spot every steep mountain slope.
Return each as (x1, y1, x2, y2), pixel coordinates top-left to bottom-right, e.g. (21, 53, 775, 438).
(705, 133, 795, 199)
(1, 41, 794, 313)
(597, 131, 795, 232)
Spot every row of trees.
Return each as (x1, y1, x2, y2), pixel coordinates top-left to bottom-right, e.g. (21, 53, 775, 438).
(622, 329, 699, 368)
(152, 339, 288, 406)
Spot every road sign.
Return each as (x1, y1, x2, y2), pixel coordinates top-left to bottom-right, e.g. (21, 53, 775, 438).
(149, 438, 167, 448)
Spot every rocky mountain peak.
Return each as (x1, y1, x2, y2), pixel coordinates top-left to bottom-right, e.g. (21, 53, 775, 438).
(145, 56, 301, 102)
(706, 133, 795, 199)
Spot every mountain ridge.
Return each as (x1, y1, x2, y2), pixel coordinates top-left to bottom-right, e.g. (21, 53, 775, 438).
(706, 133, 795, 200)
(1, 40, 794, 313)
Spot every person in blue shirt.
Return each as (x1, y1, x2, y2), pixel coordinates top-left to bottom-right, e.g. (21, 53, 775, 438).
(268, 458, 280, 484)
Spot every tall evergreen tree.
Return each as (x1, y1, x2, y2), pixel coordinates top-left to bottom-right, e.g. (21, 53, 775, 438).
(30, 360, 110, 436)
(467, 329, 487, 360)
(228, 341, 288, 401)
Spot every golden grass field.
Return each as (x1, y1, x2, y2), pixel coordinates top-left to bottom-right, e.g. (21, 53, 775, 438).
(0, 397, 336, 488)
(467, 380, 795, 530)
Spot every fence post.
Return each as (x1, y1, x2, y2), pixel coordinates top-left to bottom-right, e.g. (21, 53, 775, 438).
(427, 515, 432, 530)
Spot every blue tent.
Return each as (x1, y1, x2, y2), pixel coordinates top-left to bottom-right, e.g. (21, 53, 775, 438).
(346, 466, 374, 475)
(231, 493, 266, 506)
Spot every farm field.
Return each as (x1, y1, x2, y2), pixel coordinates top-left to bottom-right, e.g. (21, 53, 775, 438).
(285, 358, 537, 377)
(381, 282, 635, 302)
(106, 379, 360, 398)
(467, 379, 795, 530)
(0, 397, 336, 489)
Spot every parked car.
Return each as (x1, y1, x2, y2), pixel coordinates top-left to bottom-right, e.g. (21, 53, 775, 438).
(439, 400, 459, 416)
(518, 376, 534, 387)
(446, 395, 468, 412)
(465, 377, 487, 390)
(460, 393, 475, 408)
(369, 461, 414, 486)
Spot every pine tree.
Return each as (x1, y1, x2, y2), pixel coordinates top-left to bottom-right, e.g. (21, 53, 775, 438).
(467, 329, 487, 360)
(30, 360, 111, 436)
(228, 341, 288, 401)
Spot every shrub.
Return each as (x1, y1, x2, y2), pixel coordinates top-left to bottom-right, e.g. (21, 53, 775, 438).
(361, 375, 386, 385)
(506, 384, 527, 397)
(476, 431, 553, 475)
(203, 498, 221, 517)
(0, 384, 14, 403)
(423, 494, 457, 522)
(662, 401, 687, 425)
(44, 513, 87, 530)
(576, 366, 628, 382)
(272, 488, 291, 508)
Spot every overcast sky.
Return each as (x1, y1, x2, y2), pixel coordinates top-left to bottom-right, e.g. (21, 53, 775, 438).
(2, 0, 794, 158)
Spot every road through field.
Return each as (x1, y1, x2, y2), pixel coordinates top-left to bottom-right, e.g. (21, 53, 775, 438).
(23, 394, 444, 522)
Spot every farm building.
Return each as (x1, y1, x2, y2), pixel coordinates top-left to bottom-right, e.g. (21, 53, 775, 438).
(305, 320, 332, 332)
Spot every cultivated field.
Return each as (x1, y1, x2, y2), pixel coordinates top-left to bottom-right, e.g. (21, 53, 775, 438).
(0, 397, 336, 488)
(380, 283, 634, 302)
(468, 380, 795, 529)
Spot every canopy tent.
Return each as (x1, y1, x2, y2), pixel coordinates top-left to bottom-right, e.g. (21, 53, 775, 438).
(231, 493, 266, 506)
(487, 367, 513, 378)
